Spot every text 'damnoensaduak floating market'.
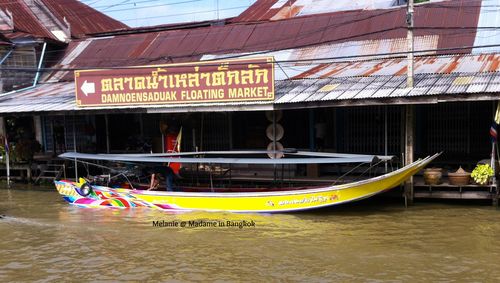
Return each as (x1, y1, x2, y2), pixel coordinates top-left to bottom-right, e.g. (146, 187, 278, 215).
(74, 57, 275, 107)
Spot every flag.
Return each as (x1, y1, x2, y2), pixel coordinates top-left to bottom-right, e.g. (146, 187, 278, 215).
(491, 102, 500, 142)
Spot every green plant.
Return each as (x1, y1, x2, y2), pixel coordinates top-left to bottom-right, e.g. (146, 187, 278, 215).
(0, 144, 4, 163)
(0, 141, 14, 164)
(471, 164, 494, 185)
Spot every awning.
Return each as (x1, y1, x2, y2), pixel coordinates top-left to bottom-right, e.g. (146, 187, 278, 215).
(3, 53, 500, 115)
(0, 82, 274, 114)
(2, 72, 500, 115)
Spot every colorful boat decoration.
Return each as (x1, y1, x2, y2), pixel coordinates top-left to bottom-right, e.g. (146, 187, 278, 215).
(54, 152, 439, 213)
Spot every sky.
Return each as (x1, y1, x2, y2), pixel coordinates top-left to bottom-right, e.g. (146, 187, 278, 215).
(80, 0, 257, 27)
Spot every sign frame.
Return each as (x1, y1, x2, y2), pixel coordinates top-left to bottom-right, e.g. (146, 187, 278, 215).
(74, 57, 275, 107)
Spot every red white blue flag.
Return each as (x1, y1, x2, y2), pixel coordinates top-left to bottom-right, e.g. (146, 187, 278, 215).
(491, 102, 500, 142)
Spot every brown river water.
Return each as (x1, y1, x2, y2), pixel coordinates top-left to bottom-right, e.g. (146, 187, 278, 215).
(1, 186, 500, 282)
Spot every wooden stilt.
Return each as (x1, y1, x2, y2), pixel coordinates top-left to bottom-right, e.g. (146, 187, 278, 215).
(404, 105, 415, 205)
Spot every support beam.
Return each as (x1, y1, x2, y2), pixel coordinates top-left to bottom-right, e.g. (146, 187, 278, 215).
(404, 105, 415, 206)
(1, 117, 9, 187)
(0, 117, 5, 137)
(73, 116, 78, 181)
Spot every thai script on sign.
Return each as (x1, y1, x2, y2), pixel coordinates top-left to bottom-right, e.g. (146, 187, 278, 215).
(74, 57, 275, 107)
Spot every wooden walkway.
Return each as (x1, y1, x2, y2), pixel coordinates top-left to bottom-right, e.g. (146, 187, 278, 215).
(0, 164, 32, 181)
(413, 177, 499, 205)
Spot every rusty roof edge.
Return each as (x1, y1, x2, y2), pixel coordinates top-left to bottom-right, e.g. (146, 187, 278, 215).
(38, 0, 129, 37)
(2, 0, 56, 41)
(85, 18, 235, 38)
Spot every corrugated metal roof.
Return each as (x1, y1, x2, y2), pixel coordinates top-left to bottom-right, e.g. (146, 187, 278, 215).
(287, 54, 500, 79)
(13, 53, 500, 114)
(234, 0, 482, 53)
(0, 0, 127, 41)
(48, 0, 482, 82)
(0, 0, 54, 40)
(8, 72, 500, 115)
(234, 0, 472, 22)
(0, 82, 274, 114)
(204, 53, 500, 81)
(273, 72, 500, 104)
(39, 0, 128, 37)
(235, 0, 399, 22)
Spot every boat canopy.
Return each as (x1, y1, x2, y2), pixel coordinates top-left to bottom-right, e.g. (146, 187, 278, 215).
(59, 151, 394, 165)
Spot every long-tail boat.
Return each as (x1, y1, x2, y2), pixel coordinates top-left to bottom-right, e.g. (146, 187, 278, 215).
(54, 151, 439, 213)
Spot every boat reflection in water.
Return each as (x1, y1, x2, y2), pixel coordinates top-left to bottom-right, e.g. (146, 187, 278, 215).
(54, 151, 440, 213)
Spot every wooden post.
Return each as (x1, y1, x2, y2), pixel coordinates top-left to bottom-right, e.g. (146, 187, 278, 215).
(309, 109, 315, 151)
(404, 105, 415, 206)
(73, 116, 78, 182)
(493, 179, 499, 207)
(0, 117, 7, 187)
(404, 0, 415, 206)
(384, 106, 388, 173)
(228, 112, 233, 150)
(492, 101, 500, 206)
(105, 114, 110, 154)
(5, 138, 9, 188)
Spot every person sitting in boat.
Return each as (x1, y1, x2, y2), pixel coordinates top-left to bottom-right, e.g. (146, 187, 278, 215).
(165, 166, 175, 191)
(148, 173, 161, 191)
(148, 166, 175, 191)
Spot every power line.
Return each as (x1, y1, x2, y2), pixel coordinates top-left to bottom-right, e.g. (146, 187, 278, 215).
(0, 0, 491, 18)
(50, 0, 491, 26)
(0, 0, 489, 34)
(3, 6, 401, 58)
(1, 0, 498, 66)
(100, 0, 203, 13)
(0, 0, 249, 24)
(83, 1, 489, 60)
(2, 43, 500, 73)
(100, 0, 132, 11)
(4, 24, 500, 66)
(118, 5, 250, 23)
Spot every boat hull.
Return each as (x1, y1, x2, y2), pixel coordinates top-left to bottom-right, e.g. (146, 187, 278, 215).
(54, 154, 438, 212)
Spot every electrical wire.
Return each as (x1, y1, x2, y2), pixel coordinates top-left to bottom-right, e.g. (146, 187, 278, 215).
(1, 0, 499, 70)
(118, 5, 250, 23)
(2, 24, 499, 71)
(2, 42, 500, 73)
(101, 0, 204, 13)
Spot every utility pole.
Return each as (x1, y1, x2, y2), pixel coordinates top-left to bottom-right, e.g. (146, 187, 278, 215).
(406, 0, 414, 88)
(404, 0, 415, 206)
